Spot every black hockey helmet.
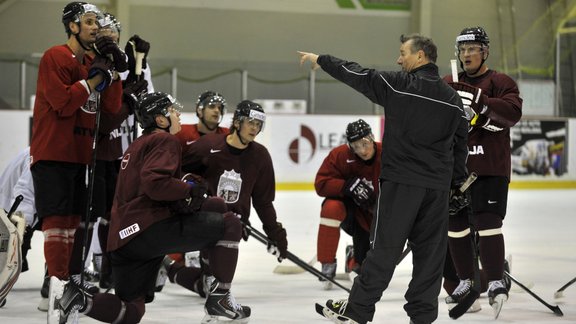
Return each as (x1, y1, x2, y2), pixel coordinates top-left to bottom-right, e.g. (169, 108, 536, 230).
(135, 92, 182, 129)
(196, 90, 226, 117)
(62, 2, 102, 35)
(456, 26, 490, 47)
(346, 119, 372, 143)
(230, 100, 266, 134)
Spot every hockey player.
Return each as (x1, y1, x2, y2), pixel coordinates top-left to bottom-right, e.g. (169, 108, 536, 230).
(162, 90, 230, 293)
(176, 90, 229, 146)
(443, 26, 522, 318)
(31, 0, 122, 313)
(87, 12, 152, 291)
(181, 100, 288, 295)
(315, 119, 381, 290)
(49, 92, 250, 324)
(299, 33, 468, 324)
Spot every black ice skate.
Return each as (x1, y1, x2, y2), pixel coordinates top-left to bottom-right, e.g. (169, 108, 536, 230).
(488, 279, 508, 319)
(445, 278, 481, 313)
(202, 281, 250, 324)
(315, 299, 361, 324)
(48, 276, 92, 324)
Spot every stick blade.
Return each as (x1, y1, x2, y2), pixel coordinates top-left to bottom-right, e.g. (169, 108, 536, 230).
(448, 290, 480, 319)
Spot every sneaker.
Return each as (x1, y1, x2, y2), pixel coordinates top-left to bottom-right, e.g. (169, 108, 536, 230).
(319, 262, 337, 290)
(445, 278, 481, 313)
(488, 279, 508, 319)
(202, 281, 250, 324)
(57, 279, 90, 324)
(155, 256, 172, 292)
(70, 274, 99, 295)
(323, 299, 360, 324)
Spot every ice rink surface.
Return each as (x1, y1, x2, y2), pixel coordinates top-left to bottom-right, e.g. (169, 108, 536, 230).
(2, 189, 575, 323)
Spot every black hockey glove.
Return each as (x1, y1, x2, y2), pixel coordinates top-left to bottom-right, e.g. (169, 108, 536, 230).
(448, 181, 472, 216)
(125, 35, 150, 82)
(88, 56, 114, 92)
(170, 174, 208, 214)
(122, 79, 148, 113)
(343, 177, 375, 208)
(448, 82, 488, 124)
(264, 222, 287, 262)
(93, 36, 128, 72)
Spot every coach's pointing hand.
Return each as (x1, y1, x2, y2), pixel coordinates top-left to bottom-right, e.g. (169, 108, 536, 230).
(298, 51, 320, 70)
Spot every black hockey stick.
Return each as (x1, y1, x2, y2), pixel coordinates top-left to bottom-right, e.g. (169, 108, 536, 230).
(447, 173, 481, 320)
(554, 276, 576, 298)
(79, 95, 103, 290)
(6, 195, 23, 219)
(504, 271, 563, 316)
(244, 223, 351, 293)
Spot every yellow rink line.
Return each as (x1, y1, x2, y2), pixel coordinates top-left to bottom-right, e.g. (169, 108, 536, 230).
(276, 181, 576, 191)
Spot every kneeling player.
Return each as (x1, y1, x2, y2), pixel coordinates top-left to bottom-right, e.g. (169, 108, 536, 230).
(48, 92, 250, 324)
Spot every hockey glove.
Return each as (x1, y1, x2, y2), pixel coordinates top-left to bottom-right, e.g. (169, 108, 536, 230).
(184, 173, 208, 211)
(343, 177, 375, 208)
(448, 82, 488, 124)
(122, 79, 148, 113)
(88, 56, 114, 92)
(448, 181, 472, 216)
(93, 36, 128, 72)
(125, 35, 150, 82)
(264, 222, 288, 262)
(241, 219, 251, 242)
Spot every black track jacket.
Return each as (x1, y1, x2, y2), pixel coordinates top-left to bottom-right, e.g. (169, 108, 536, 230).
(318, 55, 468, 191)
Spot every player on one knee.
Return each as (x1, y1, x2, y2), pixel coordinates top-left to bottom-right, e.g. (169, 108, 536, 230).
(315, 119, 381, 289)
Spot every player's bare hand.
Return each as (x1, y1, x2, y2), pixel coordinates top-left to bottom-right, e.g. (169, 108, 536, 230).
(298, 51, 320, 70)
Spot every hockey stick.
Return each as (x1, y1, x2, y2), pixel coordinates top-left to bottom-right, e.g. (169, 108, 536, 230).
(554, 276, 576, 298)
(244, 223, 351, 293)
(128, 40, 145, 141)
(447, 173, 481, 320)
(79, 94, 103, 291)
(273, 255, 316, 274)
(504, 270, 563, 316)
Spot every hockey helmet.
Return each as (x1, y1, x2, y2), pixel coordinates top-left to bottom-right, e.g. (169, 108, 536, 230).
(99, 12, 122, 35)
(346, 119, 373, 143)
(62, 2, 102, 35)
(456, 26, 490, 47)
(196, 91, 227, 117)
(231, 100, 266, 132)
(135, 92, 182, 129)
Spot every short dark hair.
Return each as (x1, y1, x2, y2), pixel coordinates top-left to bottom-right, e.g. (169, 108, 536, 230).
(400, 34, 437, 63)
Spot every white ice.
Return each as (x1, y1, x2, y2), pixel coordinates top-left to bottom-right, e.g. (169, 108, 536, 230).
(2, 189, 575, 323)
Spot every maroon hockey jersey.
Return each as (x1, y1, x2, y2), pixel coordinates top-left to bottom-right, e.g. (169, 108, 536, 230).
(31, 44, 122, 166)
(444, 70, 522, 179)
(315, 143, 382, 232)
(181, 133, 279, 234)
(108, 132, 190, 251)
(175, 124, 229, 147)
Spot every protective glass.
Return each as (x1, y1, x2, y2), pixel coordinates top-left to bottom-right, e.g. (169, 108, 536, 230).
(349, 137, 373, 153)
(457, 45, 484, 56)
